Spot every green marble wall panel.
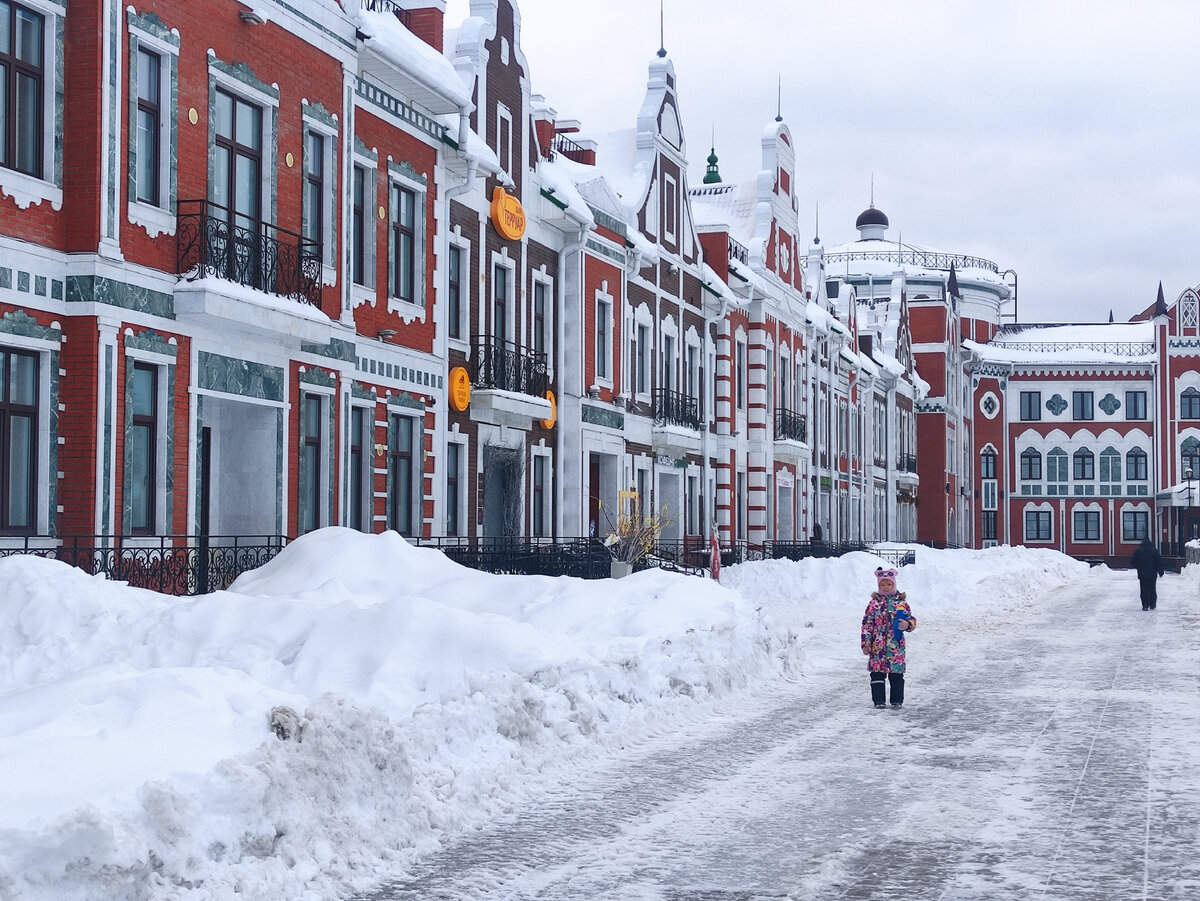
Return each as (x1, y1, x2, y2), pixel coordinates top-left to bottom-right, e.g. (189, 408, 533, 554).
(65, 275, 174, 318)
(582, 403, 624, 430)
(197, 351, 284, 402)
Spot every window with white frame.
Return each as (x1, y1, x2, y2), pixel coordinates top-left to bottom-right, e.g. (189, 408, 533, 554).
(446, 440, 463, 536)
(349, 150, 378, 296)
(302, 107, 339, 280)
(0, 0, 63, 210)
(636, 322, 650, 396)
(127, 14, 178, 236)
(298, 392, 328, 535)
(125, 360, 166, 534)
(1073, 509, 1101, 542)
(1024, 508, 1052, 542)
(736, 471, 747, 540)
(662, 332, 676, 393)
(348, 405, 371, 532)
(686, 341, 700, 406)
(447, 241, 466, 341)
(686, 473, 698, 536)
(388, 412, 417, 537)
(736, 338, 746, 411)
(0, 341, 50, 535)
(209, 59, 277, 245)
(595, 290, 612, 383)
(531, 451, 549, 538)
(496, 103, 512, 177)
(491, 257, 512, 346)
(663, 172, 678, 243)
(533, 277, 551, 361)
(387, 162, 427, 311)
(1183, 292, 1199, 328)
(1122, 509, 1149, 542)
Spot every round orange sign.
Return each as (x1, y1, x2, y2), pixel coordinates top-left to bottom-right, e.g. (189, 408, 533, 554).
(448, 366, 471, 412)
(541, 389, 557, 430)
(490, 187, 526, 241)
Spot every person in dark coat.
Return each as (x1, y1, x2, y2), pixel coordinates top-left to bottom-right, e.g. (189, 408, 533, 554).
(1130, 538, 1165, 610)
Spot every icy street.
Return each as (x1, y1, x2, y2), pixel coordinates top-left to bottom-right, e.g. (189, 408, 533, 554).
(359, 568, 1200, 901)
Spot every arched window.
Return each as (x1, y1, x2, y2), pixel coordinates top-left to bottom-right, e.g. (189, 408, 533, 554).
(980, 448, 997, 480)
(1126, 448, 1148, 481)
(1047, 447, 1068, 482)
(1020, 448, 1042, 480)
(1100, 447, 1122, 483)
(1073, 448, 1095, 480)
(1183, 291, 1199, 328)
(1182, 388, 1200, 420)
(1183, 437, 1200, 479)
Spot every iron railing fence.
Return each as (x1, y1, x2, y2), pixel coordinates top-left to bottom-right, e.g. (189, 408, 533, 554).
(988, 341, 1156, 356)
(762, 540, 917, 568)
(775, 408, 807, 443)
(177, 199, 322, 306)
(551, 133, 590, 164)
(361, 0, 409, 22)
(728, 236, 749, 265)
(0, 535, 289, 595)
(824, 248, 999, 274)
(898, 453, 918, 473)
(416, 537, 612, 579)
(472, 338, 548, 397)
(652, 387, 701, 430)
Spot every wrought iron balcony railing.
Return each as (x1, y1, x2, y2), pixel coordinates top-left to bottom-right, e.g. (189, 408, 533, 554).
(177, 199, 322, 307)
(652, 387, 701, 430)
(361, 0, 410, 23)
(824, 247, 999, 274)
(472, 338, 548, 398)
(897, 453, 918, 473)
(552, 133, 590, 164)
(775, 407, 807, 442)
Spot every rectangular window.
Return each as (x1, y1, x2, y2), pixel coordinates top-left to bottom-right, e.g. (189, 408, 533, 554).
(0, 0, 44, 178)
(981, 510, 997, 541)
(129, 362, 158, 534)
(391, 184, 416, 302)
(352, 164, 367, 286)
(736, 340, 746, 410)
(1127, 452, 1148, 481)
(303, 129, 325, 254)
(686, 474, 698, 536)
(980, 453, 996, 480)
(532, 454, 546, 538)
(533, 281, 547, 357)
(493, 263, 508, 344)
(389, 415, 415, 536)
(1126, 390, 1147, 421)
(1019, 391, 1041, 421)
(134, 47, 160, 205)
(636, 468, 649, 521)
(1073, 391, 1094, 421)
(349, 407, 367, 531)
(636, 324, 648, 394)
(663, 334, 675, 392)
(663, 173, 678, 242)
(1122, 510, 1149, 542)
(595, 297, 610, 380)
(497, 106, 511, 175)
(1074, 452, 1095, 480)
(448, 244, 463, 340)
(299, 393, 322, 535)
(0, 346, 38, 532)
(1024, 510, 1052, 541)
(1021, 452, 1042, 481)
(1073, 511, 1100, 541)
(687, 345, 699, 403)
(213, 88, 262, 231)
(446, 442, 461, 537)
(736, 471, 747, 541)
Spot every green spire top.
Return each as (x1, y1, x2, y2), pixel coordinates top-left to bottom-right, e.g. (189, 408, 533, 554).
(703, 145, 721, 184)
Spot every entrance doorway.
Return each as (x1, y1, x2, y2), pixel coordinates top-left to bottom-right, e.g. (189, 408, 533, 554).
(482, 445, 521, 538)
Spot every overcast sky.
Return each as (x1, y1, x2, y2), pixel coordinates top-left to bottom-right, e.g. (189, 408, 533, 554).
(445, 0, 1200, 324)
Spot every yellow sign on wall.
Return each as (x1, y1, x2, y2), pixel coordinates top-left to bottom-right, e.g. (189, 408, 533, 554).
(448, 366, 471, 411)
(490, 187, 526, 241)
(541, 389, 557, 429)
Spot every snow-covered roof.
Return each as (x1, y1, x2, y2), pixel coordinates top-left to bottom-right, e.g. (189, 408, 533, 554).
(437, 114, 503, 177)
(968, 321, 1157, 365)
(356, 8, 472, 114)
(689, 180, 760, 247)
(589, 128, 651, 223)
(538, 158, 595, 229)
(728, 256, 770, 297)
(824, 238, 1009, 292)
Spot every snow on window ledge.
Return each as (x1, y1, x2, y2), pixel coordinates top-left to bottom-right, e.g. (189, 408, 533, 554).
(1, 169, 62, 211)
(128, 201, 176, 238)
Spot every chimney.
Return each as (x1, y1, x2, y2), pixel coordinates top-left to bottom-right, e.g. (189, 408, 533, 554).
(394, 0, 445, 53)
(531, 94, 556, 161)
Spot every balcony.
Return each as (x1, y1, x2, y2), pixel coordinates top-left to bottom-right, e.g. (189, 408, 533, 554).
(176, 200, 322, 306)
(469, 338, 552, 429)
(897, 452, 919, 484)
(651, 387, 701, 456)
(774, 408, 809, 462)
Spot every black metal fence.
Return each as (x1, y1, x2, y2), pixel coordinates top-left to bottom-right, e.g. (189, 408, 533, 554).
(177, 199, 322, 306)
(898, 453, 918, 473)
(472, 338, 548, 397)
(775, 408, 807, 442)
(0, 535, 289, 595)
(416, 537, 611, 579)
(653, 387, 701, 429)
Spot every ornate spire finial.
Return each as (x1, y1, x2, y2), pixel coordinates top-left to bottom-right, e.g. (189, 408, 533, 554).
(776, 75, 783, 122)
(870, 173, 875, 207)
(814, 202, 820, 245)
(703, 128, 721, 184)
(657, 1, 667, 57)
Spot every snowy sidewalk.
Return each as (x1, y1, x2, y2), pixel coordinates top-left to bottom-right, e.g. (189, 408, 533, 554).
(357, 567, 1200, 900)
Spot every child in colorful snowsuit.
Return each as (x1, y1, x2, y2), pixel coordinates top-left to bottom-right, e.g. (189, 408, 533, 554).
(861, 567, 916, 709)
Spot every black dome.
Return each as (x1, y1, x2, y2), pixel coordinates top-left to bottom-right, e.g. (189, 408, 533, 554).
(855, 206, 889, 229)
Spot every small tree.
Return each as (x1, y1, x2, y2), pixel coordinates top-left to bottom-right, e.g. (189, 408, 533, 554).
(600, 500, 673, 564)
